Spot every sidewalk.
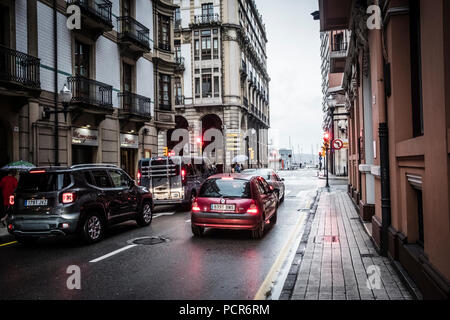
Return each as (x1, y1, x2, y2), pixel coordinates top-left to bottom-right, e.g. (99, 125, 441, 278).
(286, 186, 413, 300)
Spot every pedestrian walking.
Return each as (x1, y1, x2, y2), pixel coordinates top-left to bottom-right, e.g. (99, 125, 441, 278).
(0, 170, 18, 226)
(235, 163, 242, 173)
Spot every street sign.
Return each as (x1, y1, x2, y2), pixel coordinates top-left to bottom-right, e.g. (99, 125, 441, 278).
(332, 139, 344, 150)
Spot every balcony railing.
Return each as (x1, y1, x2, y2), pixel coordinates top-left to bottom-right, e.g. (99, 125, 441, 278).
(331, 41, 348, 52)
(0, 45, 40, 89)
(175, 56, 185, 71)
(67, 76, 113, 109)
(193, 14, 221, 25)
(118, 92, 152, 118)
(175, 95, 185, 106)
(117, 16, 150, 50)
(174, 19, 182, 30)
(159, 43, 171, 52)
(243, 97, 248, 108)
(67, 0, 112, 26)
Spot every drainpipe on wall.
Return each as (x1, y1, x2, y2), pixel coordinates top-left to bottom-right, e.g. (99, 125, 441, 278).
(53, 0, 59, 166)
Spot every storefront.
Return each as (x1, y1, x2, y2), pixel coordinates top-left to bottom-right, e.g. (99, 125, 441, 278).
(120, 133, 139, 178)
(72, 127, 99, 165)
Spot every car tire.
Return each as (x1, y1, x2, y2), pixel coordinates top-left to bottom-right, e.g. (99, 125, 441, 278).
(137, 201, 153, 227)
(80, 213, 104, 244)
(15, 236, 39, 246)
(251, 220, 265, 240)
(192, 224, 204, 237)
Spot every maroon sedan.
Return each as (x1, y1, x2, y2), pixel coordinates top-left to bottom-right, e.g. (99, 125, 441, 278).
(191, 174, 278, 239)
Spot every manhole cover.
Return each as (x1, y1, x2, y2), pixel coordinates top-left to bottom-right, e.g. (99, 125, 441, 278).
(132, 237, 169, 245)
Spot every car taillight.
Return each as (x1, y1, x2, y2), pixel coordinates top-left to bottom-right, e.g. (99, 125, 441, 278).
(181, 169, 186, 184)
(137, 170, 142, 186)
(192, 201, 201, 213)
(61, 192, 76, 204)
(8, 195, 14, 206)
(247, 201, 259, 215)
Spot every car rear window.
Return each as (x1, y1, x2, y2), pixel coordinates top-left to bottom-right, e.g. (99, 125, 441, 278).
(199, 178, 251, 199)
(17, 172, 72, 192)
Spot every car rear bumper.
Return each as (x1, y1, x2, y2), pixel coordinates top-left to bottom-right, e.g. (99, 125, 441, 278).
(191, 212, 260, 230)
(7, 214, 80, 237)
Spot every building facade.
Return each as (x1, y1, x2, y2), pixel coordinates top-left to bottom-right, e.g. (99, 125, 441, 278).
(170, 0, 270, 172)
(0, 0, 178, 179)
(318, 0, 450, 299)
(319, 29, 349, 177)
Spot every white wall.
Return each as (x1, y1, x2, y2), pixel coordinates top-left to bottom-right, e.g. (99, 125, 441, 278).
(96, 36, 121, 108)
(15, 0, 27, 53)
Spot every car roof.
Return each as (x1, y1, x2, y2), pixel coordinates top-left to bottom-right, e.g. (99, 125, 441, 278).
(207, 173, 254, 181)
(26, 164, 120, 173)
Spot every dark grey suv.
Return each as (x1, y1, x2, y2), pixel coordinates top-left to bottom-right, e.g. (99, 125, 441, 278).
(7, 164, 154, 245)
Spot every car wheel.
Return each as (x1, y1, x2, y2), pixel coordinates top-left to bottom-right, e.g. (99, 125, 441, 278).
(81, 213, 104, 244)
(137, 201, 153, 227)
(15, 236, 39, 246)
(192, 224, 204, 237)
(251, 220, 265, 240)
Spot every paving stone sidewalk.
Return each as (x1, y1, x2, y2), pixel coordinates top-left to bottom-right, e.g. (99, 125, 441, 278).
(290, 187, 413, 300)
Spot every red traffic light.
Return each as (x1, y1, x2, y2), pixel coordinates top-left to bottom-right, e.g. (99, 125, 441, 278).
(323, 132, 330, 142)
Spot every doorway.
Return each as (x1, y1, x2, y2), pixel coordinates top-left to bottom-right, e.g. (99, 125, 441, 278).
(72, 145, 96, 165)
(121, 148, 137, 179)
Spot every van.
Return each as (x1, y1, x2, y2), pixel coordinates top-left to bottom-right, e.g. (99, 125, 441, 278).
(137, 156, 214, 209)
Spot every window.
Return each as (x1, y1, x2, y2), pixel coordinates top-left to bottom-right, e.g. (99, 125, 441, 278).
(194, 39, 200, 60)
(202, 74, 212, 98)
(109, 170, 131, 188)
(158, 14, 171, 51)
(409, 0, 424, 137)
(122, 0, 131, 16)
(202, 3, 214, 18)
(214, 76, 220, 97)
(174, 7, 181, 29)
(195, 78, 200, 98)
(201, 31, 211, 60)
(159, 74, 171, 110)
(123, 62, 133, 93)
(83, 171, 94, 185)
(199, 179, 251, 199)
(17, 173, 71, 192)
(213, 38, 219, 59)
(91, 170, 113, 188)
(174, 77, 182, 104)
(175, 41, 181, 60)
(74, 41, 90, 78)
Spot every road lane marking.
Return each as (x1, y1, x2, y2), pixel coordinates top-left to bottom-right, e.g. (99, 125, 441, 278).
(153, 211, 176, 219)
(89, 244, 137, 263)
(186, 219, 191, 223)
(296, 191, 304, 198)
(0, 241, 17, 247)
(284, 190, 291, 196)
(254, 213, 307, 300)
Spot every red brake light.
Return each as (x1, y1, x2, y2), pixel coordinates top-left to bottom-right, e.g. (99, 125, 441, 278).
(221, 177, 234, 180)
(137, 170, 142, 185)
(192, 201, 201, 213)
(247, 201, 259, 215)
(181, 169, 187, 183)
(8, 224, 13, 230)
(8, 195, 14, 206)
(30, 170, 46, 174)
(62, 192, 75, 204)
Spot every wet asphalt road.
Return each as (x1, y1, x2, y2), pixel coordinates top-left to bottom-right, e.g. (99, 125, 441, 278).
(0, 169, 332, 300)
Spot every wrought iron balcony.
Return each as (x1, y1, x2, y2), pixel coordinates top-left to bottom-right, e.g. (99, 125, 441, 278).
(331, 41, 348, 53)
(193, 14, 221, 25)
(175, 95, 185, 106)
(175, 57, 185, 71)
(118, 92, 152, 119)
(117, 16, 151, 56)
(67, 0, 113, 36)
(0, 45, 40, 91)
(67, 76, 113, 111)
(243, 97, 248, 109)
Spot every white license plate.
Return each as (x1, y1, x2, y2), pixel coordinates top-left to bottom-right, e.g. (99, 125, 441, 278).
(155, 194, 168, 200)
(211, 204, 236, 212)
(25, 199, 48, 207)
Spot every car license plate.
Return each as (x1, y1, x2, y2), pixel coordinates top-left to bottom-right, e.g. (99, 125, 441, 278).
(25, 199, 48, 207)
(211, 204, 236, 212)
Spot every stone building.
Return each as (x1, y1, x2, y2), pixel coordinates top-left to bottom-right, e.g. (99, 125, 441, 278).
(169, 0, 270, 172)
(318, 0, 450, 299)
(0, 0, 178, 179)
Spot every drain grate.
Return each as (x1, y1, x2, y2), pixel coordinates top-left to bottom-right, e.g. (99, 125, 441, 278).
(132, 237, 169, 246)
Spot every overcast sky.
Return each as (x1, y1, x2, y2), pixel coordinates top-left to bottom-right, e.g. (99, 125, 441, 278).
(257, 0, 323, 155)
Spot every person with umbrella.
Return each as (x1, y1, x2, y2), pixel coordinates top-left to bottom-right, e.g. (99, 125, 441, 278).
(0, 170, 18, 226)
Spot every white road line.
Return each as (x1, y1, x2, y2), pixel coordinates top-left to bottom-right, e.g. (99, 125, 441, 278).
(284, 190, 291, 196)
(153, 211, 176, 219)
(90, 244, 137, 263)
(186, 219, 191, 223)
(296, 191, 304, 198)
